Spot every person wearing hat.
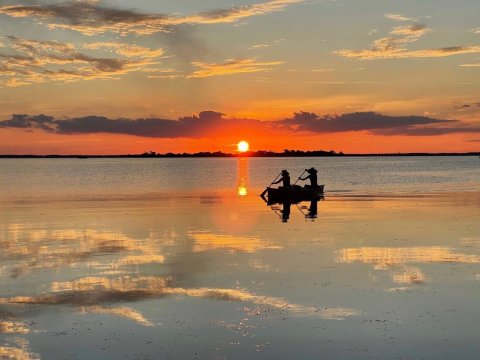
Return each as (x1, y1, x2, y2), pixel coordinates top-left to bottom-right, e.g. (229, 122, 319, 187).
(299, 167, 318, 188)
(272, 169, 291, 187)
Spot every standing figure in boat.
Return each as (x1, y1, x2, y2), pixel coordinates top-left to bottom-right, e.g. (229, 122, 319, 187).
(299, 167, 318, 188)
(272, 170, 291, 187)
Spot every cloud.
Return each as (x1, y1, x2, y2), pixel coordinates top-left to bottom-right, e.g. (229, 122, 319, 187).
(389, 24, 428, 38)
(0, 111, 269, 138)
(336, 23, 480, 60)
(280, 111, 480, 136)
(188, 58, 283, 78)
(83, 42, 164, 58)
(373, 126, 480, 136)
(1, 110, 480, 138)
(147, 73, 184, 80)
(0, 36, 162, 87)
(0, 36, 281, 85)
(384, 13, 415, 22)
(0, 114, 56, 131)
(460, 62, 480, 67)
(453, 101, 480, 110)
(0, 0, 303, 36)
(192, 0, 302, 24)
(248, 38, 285, 50)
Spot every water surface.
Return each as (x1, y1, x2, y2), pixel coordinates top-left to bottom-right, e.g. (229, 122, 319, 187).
(0, 157, 479, 359)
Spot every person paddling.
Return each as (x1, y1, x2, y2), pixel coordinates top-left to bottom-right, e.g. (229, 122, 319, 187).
(272, 170, 291, 187)
(299, 167, 318, 188)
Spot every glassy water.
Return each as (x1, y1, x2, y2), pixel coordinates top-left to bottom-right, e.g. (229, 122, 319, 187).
(0, 157, 479, 359)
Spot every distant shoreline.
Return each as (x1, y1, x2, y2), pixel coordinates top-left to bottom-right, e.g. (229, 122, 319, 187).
(1, 151, 479, 159)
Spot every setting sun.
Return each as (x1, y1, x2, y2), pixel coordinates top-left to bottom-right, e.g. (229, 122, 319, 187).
(237, 141, 249, 153)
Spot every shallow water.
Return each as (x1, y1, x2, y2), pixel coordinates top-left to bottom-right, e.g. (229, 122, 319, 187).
(0, 157, 479, 359)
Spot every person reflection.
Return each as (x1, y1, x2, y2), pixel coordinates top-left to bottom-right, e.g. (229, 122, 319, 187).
(297, 196, 323, 221)
(281, 201, 291, 222)
(268, 201, 292, 223)
(305, 199, 318, 219)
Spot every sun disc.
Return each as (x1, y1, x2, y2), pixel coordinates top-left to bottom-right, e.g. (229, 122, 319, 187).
(237, 141, 249, 153)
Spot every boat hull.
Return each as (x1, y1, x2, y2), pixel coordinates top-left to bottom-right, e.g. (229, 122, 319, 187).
(266, 185, 324, 204)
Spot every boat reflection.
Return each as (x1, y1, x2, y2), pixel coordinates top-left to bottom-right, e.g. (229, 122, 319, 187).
(261, 195, 324, 222)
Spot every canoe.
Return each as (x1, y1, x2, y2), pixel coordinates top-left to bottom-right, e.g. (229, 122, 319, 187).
(266, 184, 324, 204)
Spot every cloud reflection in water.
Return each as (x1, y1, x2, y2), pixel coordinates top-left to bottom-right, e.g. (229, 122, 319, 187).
(337, 246, 480, 285)
(1, 275, 360, 321)
(0, 339, 39, 360)
(190, 231, 282, 253)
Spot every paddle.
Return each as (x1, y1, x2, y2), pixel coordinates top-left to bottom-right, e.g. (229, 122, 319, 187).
(260, 172, 282, 197)
(294, 169, 307, 185)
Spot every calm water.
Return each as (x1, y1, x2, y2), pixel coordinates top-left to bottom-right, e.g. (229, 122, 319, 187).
(0, 157, 479, 359)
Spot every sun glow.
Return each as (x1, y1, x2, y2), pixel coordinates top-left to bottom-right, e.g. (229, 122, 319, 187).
(237, 141, 249, 153)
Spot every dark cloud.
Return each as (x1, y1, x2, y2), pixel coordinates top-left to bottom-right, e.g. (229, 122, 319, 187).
(454, 101, 480, 110)
(375, 127, 480, 136)
(0, 114, 56, 132)
(0, 0, 303, 36)
(0, 2, 167, 35)
(281, 111, 463, 135)
(0, 111, 268, 138)
(1, 111, 479, 138)
(56, 115, 183, 137)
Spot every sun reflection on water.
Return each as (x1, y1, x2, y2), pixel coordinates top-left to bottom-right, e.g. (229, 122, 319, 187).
(237, 157, 249, 196)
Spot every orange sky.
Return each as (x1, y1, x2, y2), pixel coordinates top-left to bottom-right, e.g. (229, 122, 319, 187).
(0, 126, 477, 155)
(0, 0, 479, 154)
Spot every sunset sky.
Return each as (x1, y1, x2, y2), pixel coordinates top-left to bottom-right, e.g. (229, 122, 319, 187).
(0, 0, 479, 154)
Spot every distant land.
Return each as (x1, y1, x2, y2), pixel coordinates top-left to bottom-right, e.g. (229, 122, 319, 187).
(1, 150, 479, 158)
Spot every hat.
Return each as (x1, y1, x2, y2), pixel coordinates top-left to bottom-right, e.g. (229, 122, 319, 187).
(306, 167, 317, 174)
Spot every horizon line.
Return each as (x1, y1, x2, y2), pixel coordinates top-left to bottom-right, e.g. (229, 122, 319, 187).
(1, 150, 479, 158)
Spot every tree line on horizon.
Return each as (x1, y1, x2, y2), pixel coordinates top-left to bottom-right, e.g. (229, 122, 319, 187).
(1, 150, 479, 158)
(139, 149, 344, 157)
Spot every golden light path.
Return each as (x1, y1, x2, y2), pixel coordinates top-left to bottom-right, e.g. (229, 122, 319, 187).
(237, 140, 249, 153)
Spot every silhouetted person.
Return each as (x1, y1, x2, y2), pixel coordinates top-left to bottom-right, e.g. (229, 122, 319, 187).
(282, 201, 291, 222)
(272, 170, 291, 187)
(299, 167, 318, 188)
